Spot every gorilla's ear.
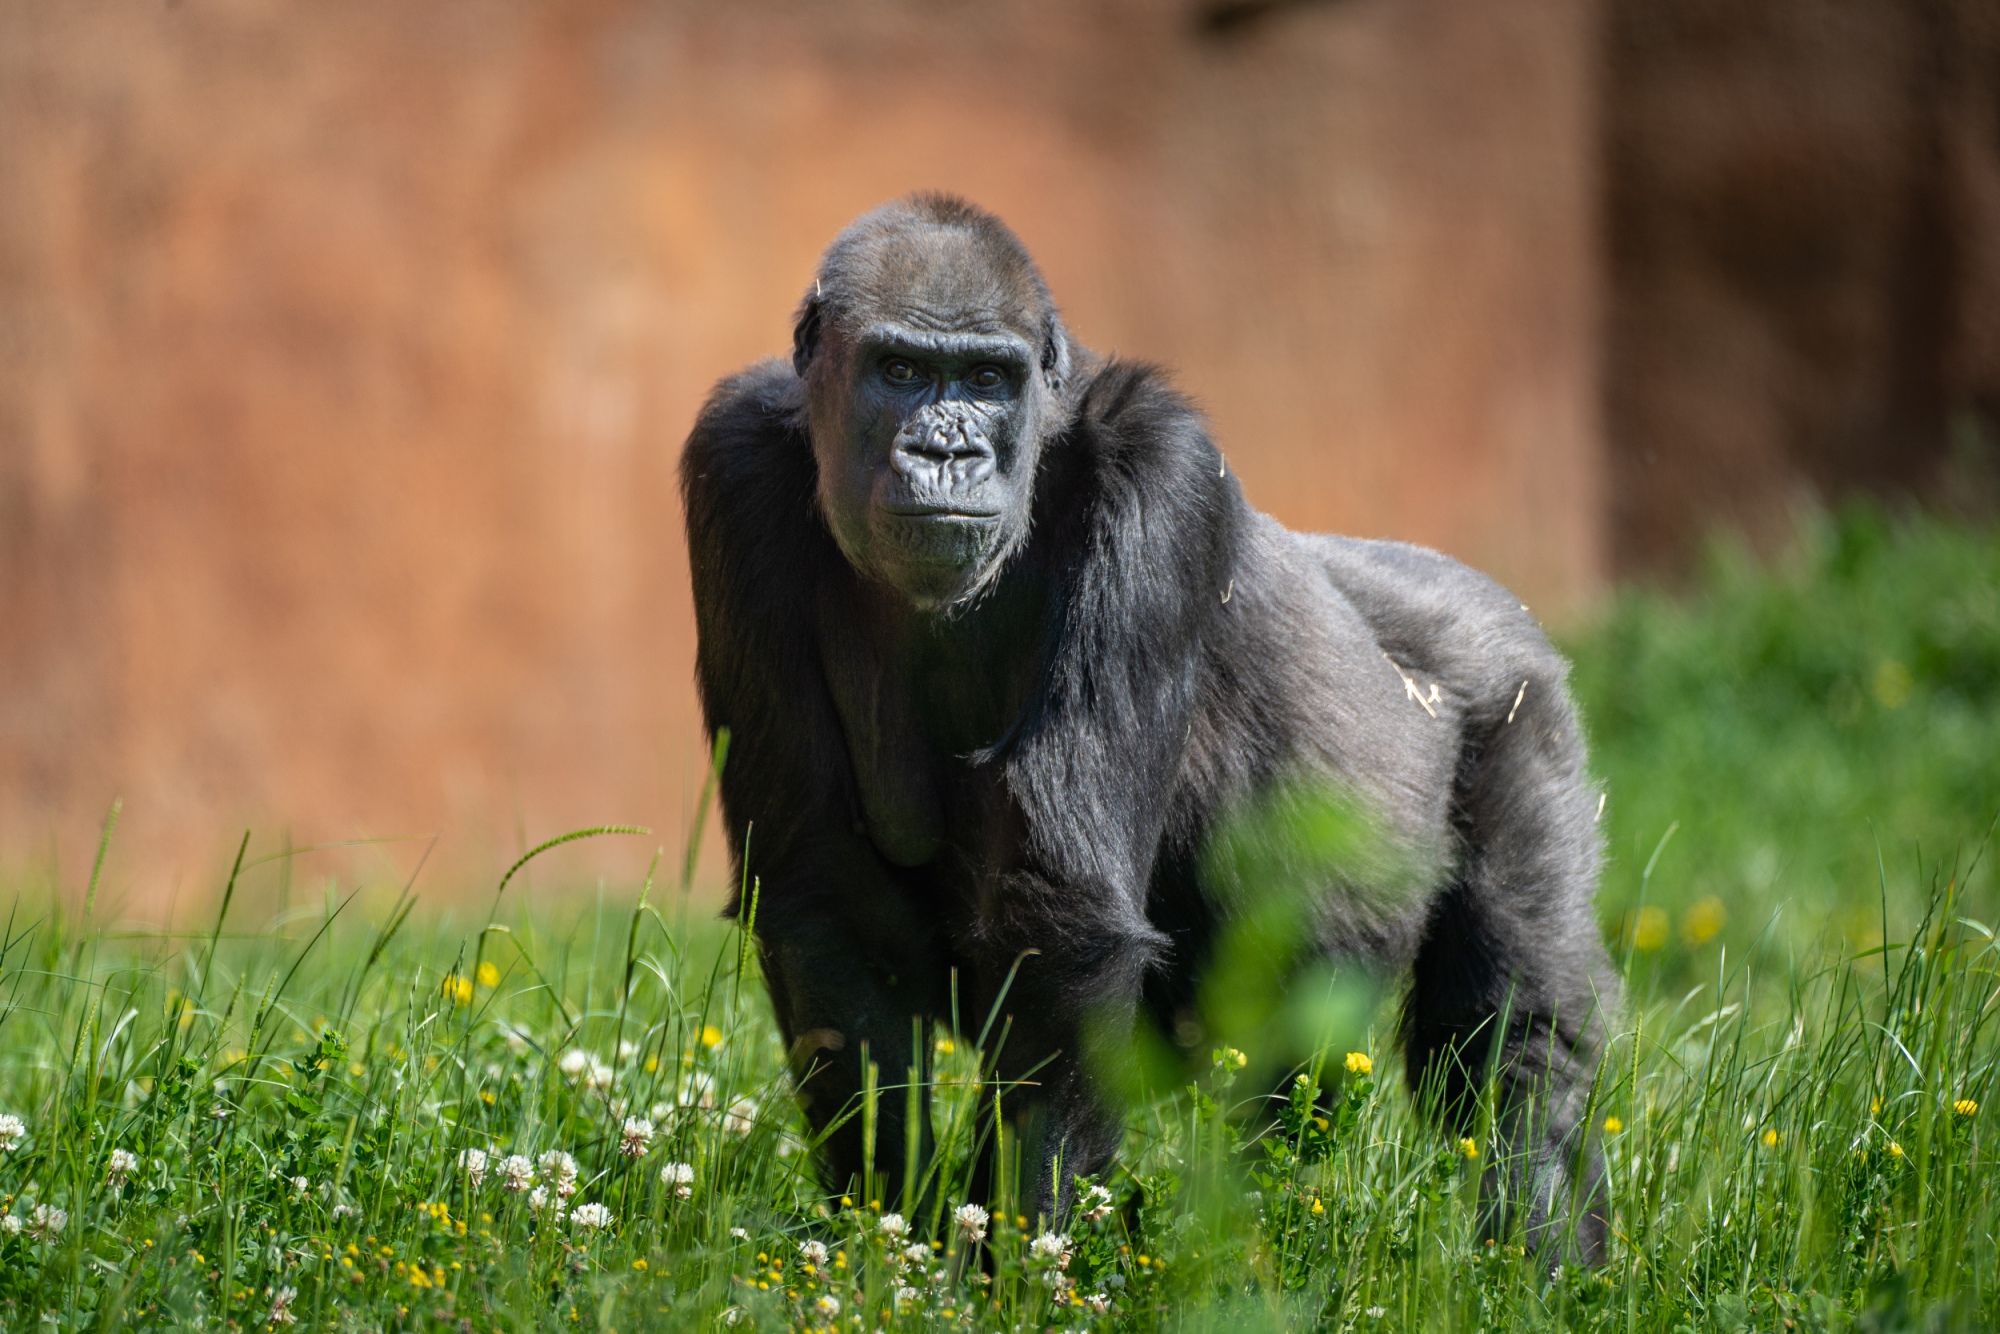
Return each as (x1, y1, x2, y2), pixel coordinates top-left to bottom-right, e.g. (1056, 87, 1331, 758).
(791, 296, 824, 379)
(1040, 317, 1073, 396)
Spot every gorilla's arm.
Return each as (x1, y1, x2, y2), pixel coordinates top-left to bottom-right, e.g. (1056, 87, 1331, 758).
(681, 362, 945, 1191)
(974, 363, 1239, 1210)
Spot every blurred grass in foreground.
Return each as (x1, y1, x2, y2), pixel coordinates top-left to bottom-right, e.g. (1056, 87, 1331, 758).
(0, 505, 1994, 1331)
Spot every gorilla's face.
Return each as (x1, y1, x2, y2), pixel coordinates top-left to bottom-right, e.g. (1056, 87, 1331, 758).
(808, 318, 1052, 613)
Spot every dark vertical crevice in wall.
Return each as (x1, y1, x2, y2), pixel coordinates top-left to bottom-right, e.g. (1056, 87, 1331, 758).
(1601, 0, 2000, 578)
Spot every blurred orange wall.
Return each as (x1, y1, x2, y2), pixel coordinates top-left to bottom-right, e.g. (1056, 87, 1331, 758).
(0, 0, 1600, 896)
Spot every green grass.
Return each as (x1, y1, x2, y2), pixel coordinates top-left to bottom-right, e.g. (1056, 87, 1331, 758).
(0, 505, 1996, 1332)
(1568, 504, 2000, 974)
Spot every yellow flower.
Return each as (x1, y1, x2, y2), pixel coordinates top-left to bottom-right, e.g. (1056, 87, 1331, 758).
(1345, 1052, 1372, 1076)
(1459, 1138, 1480, 1160)
(1761, 1129, 1778, 1148)
(1628, 906, 1668, 953)
(1309, 1197, 1325, 1216)
(476, 961, 500, 988)
(1888, 1141, 1904, 1158)
(1602, 1116, 1622, 1134)
(1871, 1098, 1883, 1115)
(441, 974, 473, 1005)
(1873, 660, 1913, 710)
(1681, 895, 1727, 947)
(1216, 1047, 1248, 1070)
(1955, 1098, 1978, 1117)
(644, 1056, 659, 1072)
(632, 1257, 647, 1271)
(936, 1037, 956, 1055)
(700, 1025, 723, 1049)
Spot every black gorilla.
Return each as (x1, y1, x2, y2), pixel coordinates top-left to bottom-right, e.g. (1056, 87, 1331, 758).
(681, 194, 1615, 1257)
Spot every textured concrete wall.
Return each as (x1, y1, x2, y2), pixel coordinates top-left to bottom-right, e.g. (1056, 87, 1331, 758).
(0, 0, 1602, 894)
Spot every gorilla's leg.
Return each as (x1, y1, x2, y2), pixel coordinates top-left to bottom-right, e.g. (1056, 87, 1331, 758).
(1401, 670, 1615, 1264)
(760, 915, 943, 1209)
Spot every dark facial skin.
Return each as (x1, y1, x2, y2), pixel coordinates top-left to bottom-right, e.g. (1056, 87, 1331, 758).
(809, 320, 1050, 612)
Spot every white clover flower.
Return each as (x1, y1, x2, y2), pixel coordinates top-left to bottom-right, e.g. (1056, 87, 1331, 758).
(619, 1117, 654, 1158)
(499, 1154, 534, 1192)
(660, 1161, 695, 1199)
(267, 1286, 298, 1326)
(894, 1285, 919, 1306)
(729, 1226, 749, 1240)
(877, 1212, 909, 1240)
(798, 1239, 828, 1266)
(813, 1294, 840, 1317)
(649, 1101, 674, 1122)
(584, 1061, 615, 1092)
(617, 1040, 638, 1060)
(458, 1147, 488, 1187)
(105, 1149, 138, 1186)
(677, 1072, 716, 1110)
(901, 1242, 929, 1266)
(723, 1097, 756, 1136)
(0, 1115, 26, 1152)
(557, 1049, 592, 1079)
(1029, 1231, 1071, 1266)
(290, 1175, 309, 1196)
(331, 1203, 359, 1221)
(538, 1150, 579, 1198)
(1085, 1292, 1112, 1314)
(28, 1205, 66, 1241)
(501, 1027, 529, 1055)
(527, 1186, 549, 1213)
(1365, 1307, 1387, 1320)
(0, 1214, 19, 1236)
(1079, 1182, 1114, 1224)
(570, 1201, 613, 1231)
(953, 1202, 989, 1242)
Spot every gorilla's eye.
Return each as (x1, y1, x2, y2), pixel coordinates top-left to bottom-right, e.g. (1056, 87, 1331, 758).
(967, 365, 1008, 390)
(881, 359, 920, 385)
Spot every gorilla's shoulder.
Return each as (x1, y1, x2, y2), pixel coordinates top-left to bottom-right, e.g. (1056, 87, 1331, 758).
(680, 360, 821, 596)
(681, 360, 813, 517)
(1063, 361, 1232, 555)
(684, 360, 808, 472)
(1070, 360, 1215, 477)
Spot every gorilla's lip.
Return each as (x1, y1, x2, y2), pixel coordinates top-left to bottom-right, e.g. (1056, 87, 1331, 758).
(881, 504, 1003, 521)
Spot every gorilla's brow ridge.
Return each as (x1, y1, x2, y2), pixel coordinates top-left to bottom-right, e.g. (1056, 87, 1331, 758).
(861, 322, 1036, 356)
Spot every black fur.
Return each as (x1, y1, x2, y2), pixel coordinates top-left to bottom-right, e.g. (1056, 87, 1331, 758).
(680, 195, 1614, 1258)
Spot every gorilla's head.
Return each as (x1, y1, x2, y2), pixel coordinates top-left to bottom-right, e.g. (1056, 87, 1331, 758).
(793, 194, 1073, 612)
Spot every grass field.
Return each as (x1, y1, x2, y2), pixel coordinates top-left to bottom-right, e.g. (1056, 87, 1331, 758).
(1, 505, 1996, 1332)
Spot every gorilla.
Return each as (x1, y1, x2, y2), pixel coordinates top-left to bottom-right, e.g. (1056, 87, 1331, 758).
(681, 194, 1615, 1258)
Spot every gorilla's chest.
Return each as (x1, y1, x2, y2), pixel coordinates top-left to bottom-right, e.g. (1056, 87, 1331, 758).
(815, 585, 1043, 870)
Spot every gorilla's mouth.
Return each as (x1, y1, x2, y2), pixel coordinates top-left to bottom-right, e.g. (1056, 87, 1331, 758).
(881, 504, 1003, 522)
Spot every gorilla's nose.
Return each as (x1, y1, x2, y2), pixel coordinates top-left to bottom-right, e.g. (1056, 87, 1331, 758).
(894, 416, 994, 488)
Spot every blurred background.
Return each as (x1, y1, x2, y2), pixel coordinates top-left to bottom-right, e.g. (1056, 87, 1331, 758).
(1, 0, 1996, 924)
